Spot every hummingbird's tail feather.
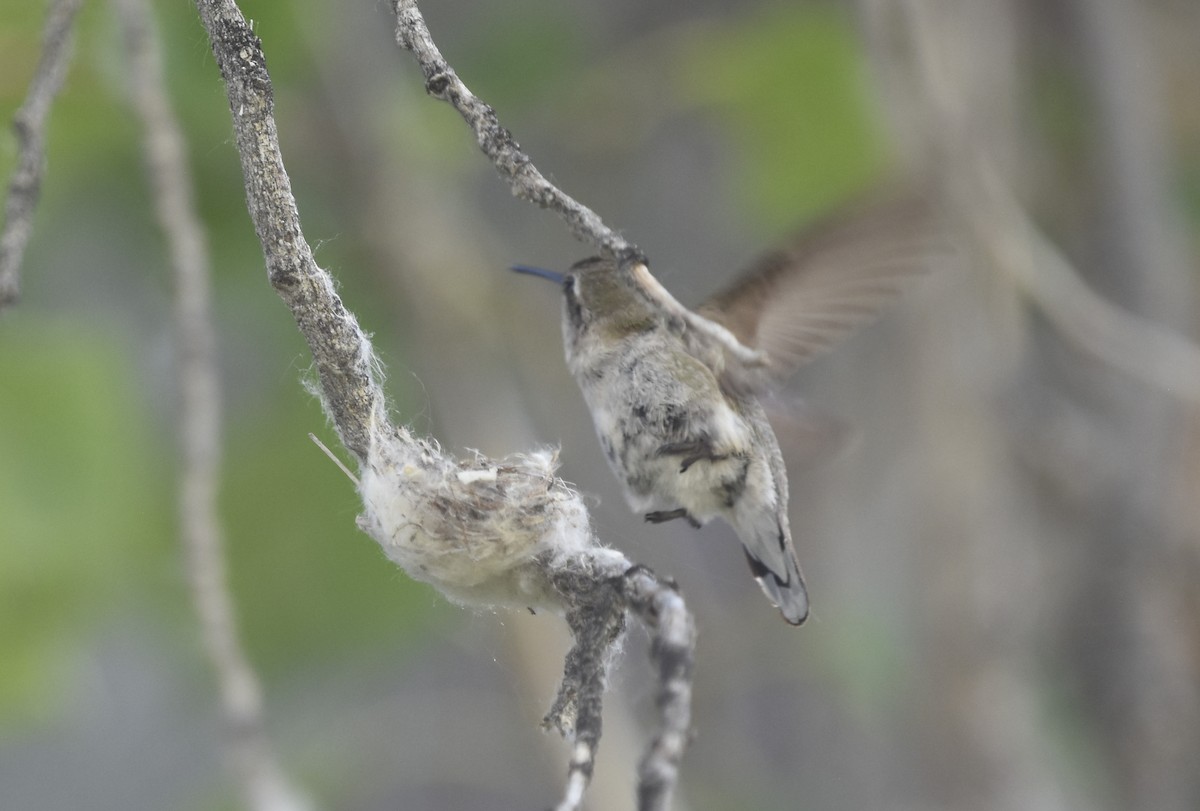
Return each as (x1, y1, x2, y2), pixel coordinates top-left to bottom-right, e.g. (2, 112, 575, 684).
(741, 532, 809, 625)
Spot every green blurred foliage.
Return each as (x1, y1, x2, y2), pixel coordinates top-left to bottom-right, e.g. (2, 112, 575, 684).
(455, 1, 587, 113)
(222, 388, 446, 678)
(674, 3, 888, 232)
(0, 318, 170, 725)
(811, 608, 911, 727)
(1030, 64, 1092, 167)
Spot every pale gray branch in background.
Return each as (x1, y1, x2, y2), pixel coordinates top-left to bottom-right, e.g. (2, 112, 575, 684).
(0, 0, 82, 309)
(190, 1, 694, 808)
(114, 1, 314, 809)
(974, 162, 1200, 406)
(888, 0, 1200, 407)
(390, 0, 640, 264)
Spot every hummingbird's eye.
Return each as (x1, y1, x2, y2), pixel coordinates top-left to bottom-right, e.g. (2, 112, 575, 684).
(564, 276, 586, 327)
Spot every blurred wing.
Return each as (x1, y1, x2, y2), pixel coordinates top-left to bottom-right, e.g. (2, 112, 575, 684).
(761, 394, 859, 469)
(698, 187, 944, 388)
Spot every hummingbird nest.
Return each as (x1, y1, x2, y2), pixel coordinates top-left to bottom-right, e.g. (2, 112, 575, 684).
(357, 422, 627, 611)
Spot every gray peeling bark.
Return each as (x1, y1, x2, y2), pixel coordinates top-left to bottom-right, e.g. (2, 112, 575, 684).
(193, 2, 381, 463)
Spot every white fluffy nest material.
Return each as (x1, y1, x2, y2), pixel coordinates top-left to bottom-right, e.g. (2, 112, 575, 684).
(357, 425, 610, 609)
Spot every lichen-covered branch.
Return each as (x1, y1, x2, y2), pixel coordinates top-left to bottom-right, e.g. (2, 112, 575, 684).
(189, 1, 694, 808)
(116, 1, 313, 809)
(543, 569, 628, 811)
(545, 560, 696, 811)
(0, 0, 82, 309)
(624, 568, 695, 811)
(192, 0, 383, 463)
(390, 0, 642, 265)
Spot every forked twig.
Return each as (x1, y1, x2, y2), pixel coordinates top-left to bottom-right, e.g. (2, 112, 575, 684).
(545, 563, 695, 811)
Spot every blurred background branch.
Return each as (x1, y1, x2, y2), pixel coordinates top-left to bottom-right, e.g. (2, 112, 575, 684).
(0, 0, 81, 307)
(974, 160, 1200, 405)
(114, 0, 314, 808)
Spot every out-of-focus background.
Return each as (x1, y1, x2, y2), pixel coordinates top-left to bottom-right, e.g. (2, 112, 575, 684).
(2, 0, 1199, 809)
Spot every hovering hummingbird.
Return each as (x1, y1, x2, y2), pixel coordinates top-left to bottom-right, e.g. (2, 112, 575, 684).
(515, 191, 936, 625)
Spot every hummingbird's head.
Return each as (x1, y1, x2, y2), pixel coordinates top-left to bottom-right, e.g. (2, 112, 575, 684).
(513, 258, 656, 346)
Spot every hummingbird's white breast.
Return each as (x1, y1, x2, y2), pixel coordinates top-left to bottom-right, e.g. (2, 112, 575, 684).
(567, 326, 757, 522)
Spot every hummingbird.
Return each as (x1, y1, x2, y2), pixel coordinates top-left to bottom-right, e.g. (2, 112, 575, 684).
(514, 191, 936, 625)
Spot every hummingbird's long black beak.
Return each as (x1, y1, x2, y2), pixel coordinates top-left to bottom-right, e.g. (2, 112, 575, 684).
(511, 264, 566, 285)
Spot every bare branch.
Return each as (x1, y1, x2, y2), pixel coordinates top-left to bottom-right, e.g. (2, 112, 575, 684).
(546, 560, 696, 811)
(543, 570, 627, 811)
(192, 0, 384, 463)
(0, 0, 82, 309)
(624, 568, 695, 811)
(390, 0, 641, 264)
(190, 1, 694, 807)
(115, 1, 314, 809)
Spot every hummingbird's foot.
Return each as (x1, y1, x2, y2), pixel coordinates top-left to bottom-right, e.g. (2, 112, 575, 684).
(656, 438, 727, 473)
(645, 509, 702, 529)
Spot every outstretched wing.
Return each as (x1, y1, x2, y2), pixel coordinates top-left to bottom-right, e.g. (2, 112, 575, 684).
(698, 186, 944, 391)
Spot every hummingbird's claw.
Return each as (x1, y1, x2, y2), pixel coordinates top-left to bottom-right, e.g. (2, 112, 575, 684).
(645, 509, 702, 529)
(655, 438, 726, 472)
